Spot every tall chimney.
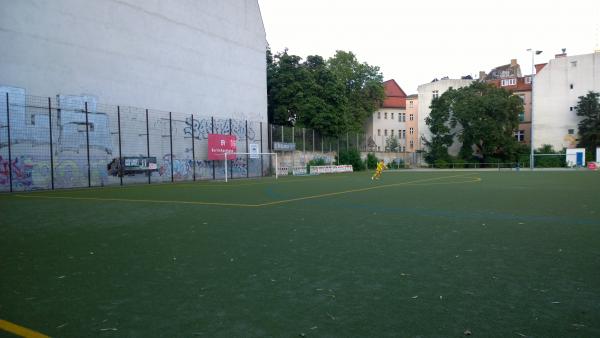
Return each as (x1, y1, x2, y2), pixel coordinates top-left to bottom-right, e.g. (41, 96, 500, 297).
(479, 71, 487, 80)
(510, 59, 518, 67)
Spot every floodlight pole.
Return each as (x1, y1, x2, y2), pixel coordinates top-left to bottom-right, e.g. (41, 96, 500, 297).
(527, 48, 543, 170)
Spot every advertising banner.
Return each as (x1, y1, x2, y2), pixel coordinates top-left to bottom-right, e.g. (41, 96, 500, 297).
(208, 134, 237, 160)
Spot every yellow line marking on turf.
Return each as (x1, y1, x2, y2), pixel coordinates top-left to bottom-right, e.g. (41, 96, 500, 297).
(0, 319, 50, 338)
(255, 174, 480, 207)
(15, 174, 481, 208)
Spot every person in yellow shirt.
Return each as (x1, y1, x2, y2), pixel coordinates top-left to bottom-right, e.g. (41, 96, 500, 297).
(372, 160, 387, 180)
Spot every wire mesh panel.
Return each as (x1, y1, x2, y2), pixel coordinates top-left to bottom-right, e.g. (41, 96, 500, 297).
(191, 114, 212, 180)
(103, 104, 123, 187)
(246, 120, 263, 178)
(230, 118, 247, 179)
(53, 95, 97, 189)
(169, 111, 194, 182)
(147, 109, 171, 183)
(212, 118, 231, 180)
(119, 106, 150, 185)
(88, 102, 117, 187)
(1, 91, 47, 191)
(0, 92, 10, 192)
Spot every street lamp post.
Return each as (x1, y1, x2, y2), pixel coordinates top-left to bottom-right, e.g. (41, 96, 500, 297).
(527, 48, 543, 170)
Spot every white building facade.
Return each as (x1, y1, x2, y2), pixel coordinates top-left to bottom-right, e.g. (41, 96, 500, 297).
(533, 52, 600, 150)
(0, 0, 267, 121)
(417, 79, 473, 157)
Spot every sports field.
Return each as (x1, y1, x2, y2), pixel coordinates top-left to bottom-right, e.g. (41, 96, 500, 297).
(1, 171, 599, 337)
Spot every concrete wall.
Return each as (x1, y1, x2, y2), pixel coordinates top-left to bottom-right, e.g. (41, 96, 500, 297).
(0, 0, 267, 122)
(533, 52, 600, 150)
(276, 150, 420, 169)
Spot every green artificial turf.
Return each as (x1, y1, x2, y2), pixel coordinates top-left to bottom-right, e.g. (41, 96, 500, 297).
(1, 171, 599, 337)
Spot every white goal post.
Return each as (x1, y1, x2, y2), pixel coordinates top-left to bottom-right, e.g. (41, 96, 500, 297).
(223, 152, 278, 182)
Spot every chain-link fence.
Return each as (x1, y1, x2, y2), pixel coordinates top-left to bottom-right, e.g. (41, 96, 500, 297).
(0, 92, 270, 192)
(268, 124, 367, 154)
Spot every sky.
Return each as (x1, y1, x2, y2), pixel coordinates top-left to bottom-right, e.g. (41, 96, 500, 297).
(257, 0, 600, 94)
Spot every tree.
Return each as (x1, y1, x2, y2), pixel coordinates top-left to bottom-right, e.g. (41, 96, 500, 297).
(423, 92, 455, 164)
(575, 91, 600, 156)
(424, 82, 521, 164)
(267, 49, 385, 137)
(385, 136, 399, 152)
(267, 49, 310, 126)
(328, 51, 385, 134)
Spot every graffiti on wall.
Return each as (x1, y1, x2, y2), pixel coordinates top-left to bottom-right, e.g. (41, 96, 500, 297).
(184, 117, 257, 140)
(157, 154, 249, 179)
(0, 155, 109, 189)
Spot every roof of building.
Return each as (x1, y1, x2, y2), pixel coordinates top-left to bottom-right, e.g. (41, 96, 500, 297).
(382, 79, 407, 108)
(486, 77, 532, 92)
(485, 60, 522, 80)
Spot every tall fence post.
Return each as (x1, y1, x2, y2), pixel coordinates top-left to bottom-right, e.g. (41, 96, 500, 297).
(169, 112, 174, 182)
(346, 132, 349, 151)
(146, 109, 151, 184)
(5, 93, 13, 192)
(211, 116, 215, 180)
(245, 120, 249, 178)
(117, 106, 123, 186)
(260, 121, 264, 176)
(229, 118, 233, 180)
(48, 97, 55, 190)
(84, 102, 91, 187)
(191, 114, 196, 181)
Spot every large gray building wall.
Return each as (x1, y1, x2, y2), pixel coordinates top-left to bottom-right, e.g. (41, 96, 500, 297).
(0, 0, 267, 122)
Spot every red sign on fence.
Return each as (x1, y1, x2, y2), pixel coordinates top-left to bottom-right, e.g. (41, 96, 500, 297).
(208, 134, 237, 160)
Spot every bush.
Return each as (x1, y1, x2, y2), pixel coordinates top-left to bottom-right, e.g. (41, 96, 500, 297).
(434, 159, 449, 168)
(307, 157, 327, 173)
(366, 153, 379, 169)
(336, 149, 366, 171)
(453, 158, 466, 168)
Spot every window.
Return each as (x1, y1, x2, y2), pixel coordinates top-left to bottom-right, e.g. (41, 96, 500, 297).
(377, 129, 381, 136)
(384, 129, 388, 136)
(398, 130, 401, 138)
(384, 112, 388, 119)
(409, 114, 414, 121)
(568, 129, 575, 135)
(518, 94, 525, 103)
(432, 90, 439, 99)
(571, 61, 578, 67)
(514, 130, 525, 142)
(524, 77, 532, 84)
(28, 114, 35, 125)
(570, 107, 574, 112)
(401, 129, 406, 139)
(410, 140, 414, 149)
(518, 112, 525, 122)
(391, 129, 395, 137)
(409, 101, 414, 108)
(401, 113, 406, 122)
(377, 112, 381, 119)
(501, 78, 517, 86)
(391, 113, 394, 120)
(409, 127, 414, 135)
(570, 84, 574, 90)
